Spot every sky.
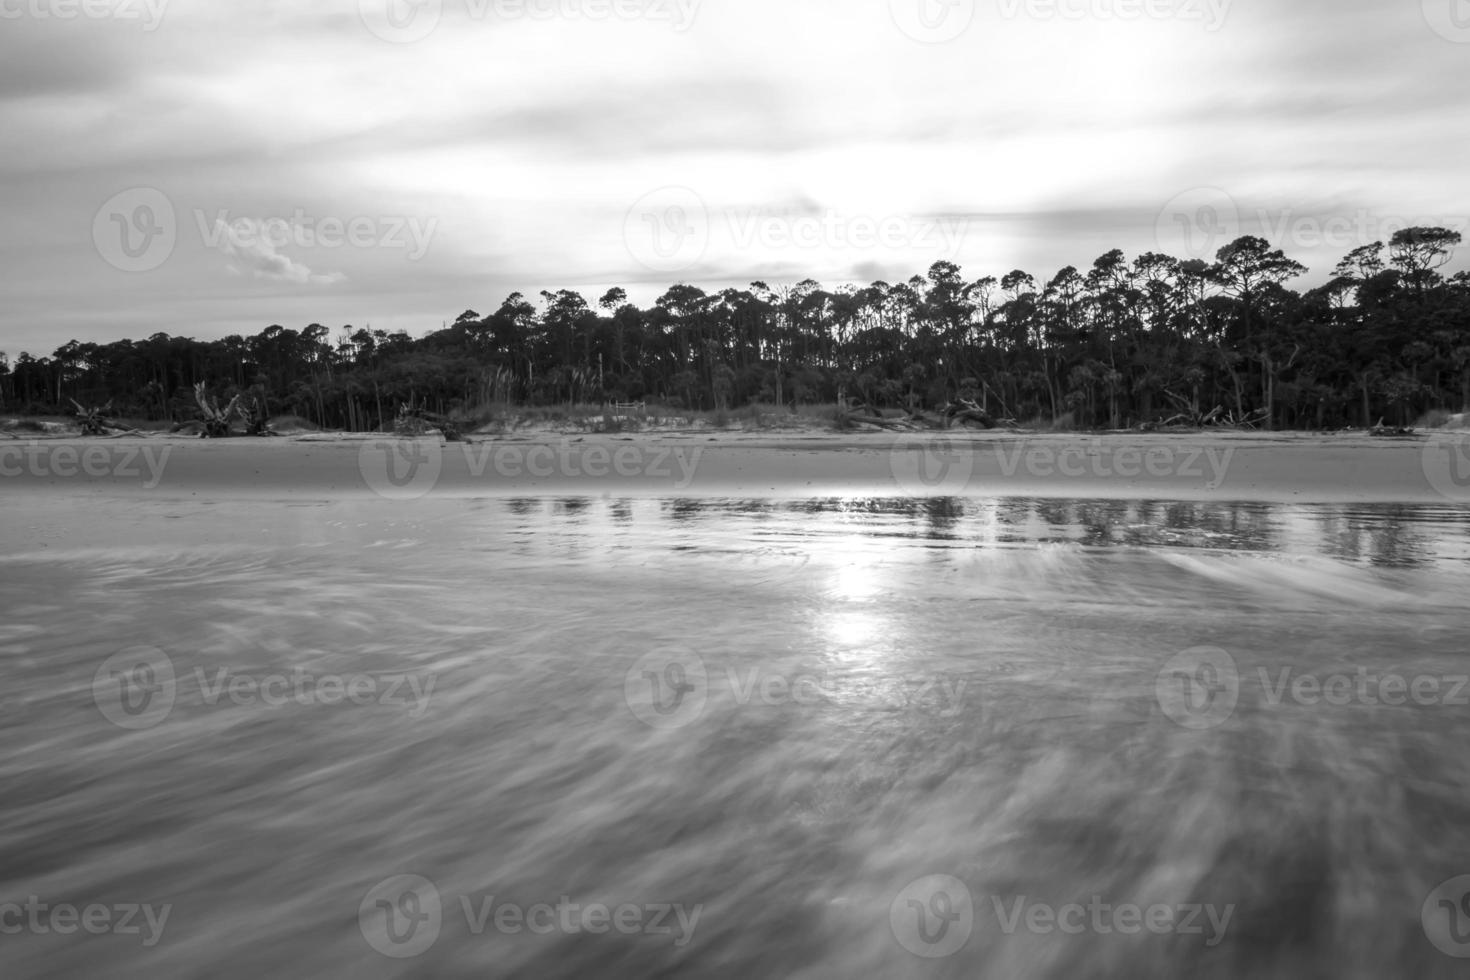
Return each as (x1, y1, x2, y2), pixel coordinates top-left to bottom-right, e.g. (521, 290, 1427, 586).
(1, 0, 1468, 357)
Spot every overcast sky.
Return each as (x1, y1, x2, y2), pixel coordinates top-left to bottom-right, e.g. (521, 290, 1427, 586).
(1, 0, 1467, 356)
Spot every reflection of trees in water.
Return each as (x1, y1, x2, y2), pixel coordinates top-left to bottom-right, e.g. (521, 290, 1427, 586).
(918, 497, 967, 535)
(517, 498, 1470, 567)
(662, 499, 706, 523)
(553, 497, 590, 518)
(1018, 498, 1280, 551)
(728, 501, 779, 519)
(1037, 499, 1461, 564)
(1157, 501, 1274, 542)
(752, 497, 1469, 565)
(1313, 507, 1436, 566)
(792, 498, 905, 516)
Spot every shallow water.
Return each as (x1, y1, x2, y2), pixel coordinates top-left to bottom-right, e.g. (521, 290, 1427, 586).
(2, 497, 1470, 978)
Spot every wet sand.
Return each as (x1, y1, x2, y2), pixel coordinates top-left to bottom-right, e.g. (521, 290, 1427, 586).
(4, 435, 1470, 978)
(3, 494, 1470, 978)
(1, 429, 1467, 505)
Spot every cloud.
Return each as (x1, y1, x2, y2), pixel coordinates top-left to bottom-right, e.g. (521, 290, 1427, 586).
(1, 0, 1468, 353)
(214, 219, 347, 286)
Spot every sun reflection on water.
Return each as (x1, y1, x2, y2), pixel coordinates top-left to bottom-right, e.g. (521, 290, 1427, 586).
(823, 609, 886, 650)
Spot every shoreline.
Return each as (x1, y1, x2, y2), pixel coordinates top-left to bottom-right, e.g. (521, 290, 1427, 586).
(0, 428, 1466, 505)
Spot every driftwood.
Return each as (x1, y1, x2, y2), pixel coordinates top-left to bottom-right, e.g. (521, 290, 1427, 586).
(1222, 407, 1270, 429)
(1369, 418, 1417, 438)
(942, 399, 998, 430)
(839, 399, 1009, 432)
(1153, 392, 1240, 428)
(1142, 400, 1269, 430)
(841, 413, 915, 431)
(394, 401, 465, 441)
(1152, 392, 1226, 428)
(1155, 406, 1222, 428)
(839, 400, 929, 431)
(70, 398, 116, 435)
(194, 382, 240, 438)
(849, 414, 923, 431)
(236, 395, 280, 437)
(69, 399, 142, 436)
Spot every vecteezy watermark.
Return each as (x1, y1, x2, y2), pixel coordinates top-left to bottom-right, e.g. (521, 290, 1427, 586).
(358, 0, 443, 44)
(1423, 434, 1470, 503)
(92, 647, 437, 730)
(359, 876, 442, 958)
(198, 211, 438, 263)
(92, 188, 439, 274)
(891, 875, 974, 958)
(1155, 646, 1240, 730)
(623, 648, 969, 728)
(887, 435, 1235, 496)
(1422, 0, 1470, 44)
(993, 439, 1234, 487)
(358, 875, 703, 958)
(889, 875, 1233, 958)
(1156, 647, 1470, 730)
(359, 438, 444, 500)
(358, 0, 698, 43)
(889, 0, 976, 43)
(987, 895, 1233, 946)
(93, 188, 178, 273)
(623, 648, 832, 729)
(191, 668, 436, 715)
(889, 432, 975, 496)
(0, 443, 172, 487)
(995, 0, 1230, 29)
(1258, 667, 1469, 708)
(0, 897, 171, 947)
(357, 438, 704, 500)
(0, 0, 169, 29)
(1156, 189, 1469, 260)
(1246, 208, 1468, 252)
(725, 209, 968, 258)
(623, 189, 970, 275)
(1423, 875, 1470, 957)
(93, 647, 178, 730)
(624, 187, 710, 275)
(1155, 187, 1241, 260)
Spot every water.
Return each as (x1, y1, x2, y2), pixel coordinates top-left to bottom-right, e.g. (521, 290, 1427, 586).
(2, 496, 1469, 978)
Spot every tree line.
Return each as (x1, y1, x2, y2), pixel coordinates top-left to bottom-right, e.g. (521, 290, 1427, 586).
(3, 229, 1466, 430)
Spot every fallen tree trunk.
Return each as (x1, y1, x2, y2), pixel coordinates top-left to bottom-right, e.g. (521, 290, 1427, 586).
(1369, 418, 1417, 437)
(842, 413, 920, 431)
(394, 402, 466, 441)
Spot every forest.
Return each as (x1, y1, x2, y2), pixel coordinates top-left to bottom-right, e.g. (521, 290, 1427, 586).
(3, 229, 1467, 431)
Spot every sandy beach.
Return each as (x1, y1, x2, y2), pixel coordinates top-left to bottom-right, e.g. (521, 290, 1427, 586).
(1, 428, 1467, 506)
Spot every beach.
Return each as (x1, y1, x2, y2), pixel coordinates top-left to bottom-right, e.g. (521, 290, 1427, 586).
(3, 429, 1470, 978)
(1, 428, 1467, 508)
